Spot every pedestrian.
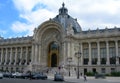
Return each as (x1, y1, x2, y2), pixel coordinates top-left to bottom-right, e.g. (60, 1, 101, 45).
(29, 71, 32, 80)
(81, 73, 82, 76)
(84, 74, 87, 81)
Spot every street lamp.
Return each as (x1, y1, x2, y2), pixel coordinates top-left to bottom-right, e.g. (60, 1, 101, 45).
(67, 57, 72, 77)
(75, 51, 82, 79)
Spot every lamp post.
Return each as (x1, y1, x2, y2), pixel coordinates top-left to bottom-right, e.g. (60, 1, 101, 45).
(75, 51, 81, 79)
(67, 57, 72, 77)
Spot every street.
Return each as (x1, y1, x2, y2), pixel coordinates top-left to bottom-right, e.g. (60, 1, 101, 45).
(0, 77, 120, 83)
(0, 78, 72, 83)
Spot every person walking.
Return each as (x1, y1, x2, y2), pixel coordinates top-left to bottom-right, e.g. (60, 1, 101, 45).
(84, 74, 87, 81)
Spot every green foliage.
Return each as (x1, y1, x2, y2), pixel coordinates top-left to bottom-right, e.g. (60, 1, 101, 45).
(111, 72, 120, 76)
(85, 72, 96, 76)
(105, 74, 110, 76)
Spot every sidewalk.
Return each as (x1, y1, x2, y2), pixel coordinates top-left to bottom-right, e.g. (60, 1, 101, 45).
(48, 75, 94, 82)
(64, 76, 94, 83)
(48, 75, 120, 83)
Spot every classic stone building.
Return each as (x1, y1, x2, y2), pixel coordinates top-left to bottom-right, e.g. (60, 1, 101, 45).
(0, 3, 120, 75)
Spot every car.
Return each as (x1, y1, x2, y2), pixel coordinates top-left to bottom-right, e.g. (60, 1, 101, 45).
(54, 73, 64, 81)
(21, 73, 31, 79)
(12, 72, 22, 78)
(32, 73, 47, 80)
(95, 74, 106, 79)
(3, 72, 12, 78)
(0, 73, 3, 79)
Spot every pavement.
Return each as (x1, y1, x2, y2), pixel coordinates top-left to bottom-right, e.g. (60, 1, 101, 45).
(48, 75, 120, 83)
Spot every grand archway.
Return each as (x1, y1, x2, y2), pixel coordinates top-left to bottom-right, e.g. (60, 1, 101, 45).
(48, 42, 59, 67)
(51, 53, 57, 67)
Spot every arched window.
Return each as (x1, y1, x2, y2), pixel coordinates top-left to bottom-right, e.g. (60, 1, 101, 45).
(50, 42, 58, 50)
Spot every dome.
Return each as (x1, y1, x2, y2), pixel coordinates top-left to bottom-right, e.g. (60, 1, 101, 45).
(53, 3, 82, 33)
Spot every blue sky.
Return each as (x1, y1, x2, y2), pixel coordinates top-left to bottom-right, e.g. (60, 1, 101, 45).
(0, 0, 120, 38)
(0, 0, 19, 38)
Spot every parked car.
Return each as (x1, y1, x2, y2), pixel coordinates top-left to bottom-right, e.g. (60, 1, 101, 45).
(32, 73, 47, 80)
(21, 73, 31, 79)
(12, 72, 22, 78)
(0, 73, 3, 79)
(3, 72, 12, 78)
(95, 74, 106, 79)
(54, 73, 64, 81)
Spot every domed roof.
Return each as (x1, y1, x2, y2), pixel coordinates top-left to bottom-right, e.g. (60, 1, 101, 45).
(53, 3, 82, 33)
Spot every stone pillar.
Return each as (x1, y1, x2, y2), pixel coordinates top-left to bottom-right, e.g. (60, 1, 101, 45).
(115, 40, 119, 65)
(106, 41, 110, 65)
(97, 41, 100, 65)
(63, 42, 67, 65)
(0, 48, 2, 65)
(5, 48, 8, 65)
(15, 47, 17, 65)
(67, 41, 70, 57)
(35, 44, 38, 63)
(88, 42, 91, 65)
(20, 47, 23, 65)
(0, 48, 3, 65)
(9, 48, 13, 65)
(38, 44, 41, 63)
(80, 43, 83, 66)
(25, 46, 28, 65)
(26, 46, 28, 63)
(31, 44, 35, 63)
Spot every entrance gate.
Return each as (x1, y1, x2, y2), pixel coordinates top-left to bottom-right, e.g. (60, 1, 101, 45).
(48, 42, 59, 67)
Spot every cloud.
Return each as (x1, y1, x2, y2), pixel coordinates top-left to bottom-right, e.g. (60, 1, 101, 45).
(11, 0, 120, 36)
(0, 29, 7, 36)
(11, 21, 34, 36)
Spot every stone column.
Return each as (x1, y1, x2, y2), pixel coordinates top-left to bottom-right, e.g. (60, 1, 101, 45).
(80, 43, 83, 66)
(63, 42, 65, 65)
(9, 47, 12, 65)
(115, 40, 119, 65)
(37, 45, 39, 63)
(67, 41, 70, 57)
(88, 42, 91, 65)
(25, 46, 28, 65)
(106, 41, 110, 65)
(15, 47, 17, 65)
(35, 44, 38, 63)
(31, 44, 35, 63)
(0, 48, 3, 65)
(63, 42, 67, 65)
(97, 41, 100, 65)
(38, 44, 41, 63)
(0, 48, 2, 65)
(5, 48, 8, 65)
(20, 47, 23, 65)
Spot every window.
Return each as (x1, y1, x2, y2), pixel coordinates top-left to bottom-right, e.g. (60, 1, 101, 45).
(100, 48, 106, 64)
(83, 49, 89, 65)
(101, 68, 105, 73)
(91, 48, 97, 65)
(109, 47, 116, 64)
(83, 58, 89, 65)
(83, 49, 89, 58)
(111, 68, 115, 72)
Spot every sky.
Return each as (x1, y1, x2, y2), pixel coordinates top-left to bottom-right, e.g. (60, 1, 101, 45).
(0, 0, 120, 38)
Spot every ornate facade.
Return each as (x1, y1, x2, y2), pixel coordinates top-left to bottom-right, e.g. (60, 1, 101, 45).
(0, 3, 120, 75)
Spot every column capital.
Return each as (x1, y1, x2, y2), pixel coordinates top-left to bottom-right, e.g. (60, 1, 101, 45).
(88, 42, 91, 44)
(115, 40, 118, 42)
(97, 41, 100, 43)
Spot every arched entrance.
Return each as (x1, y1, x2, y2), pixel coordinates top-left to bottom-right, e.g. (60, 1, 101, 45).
(48, 42, 59, 67)
(51, 53, 57, 67)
